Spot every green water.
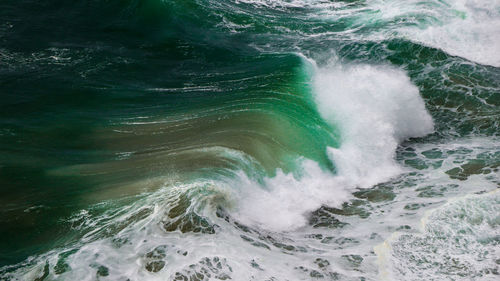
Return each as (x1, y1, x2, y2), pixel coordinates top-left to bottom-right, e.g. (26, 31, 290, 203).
(1, 0, 499, 280)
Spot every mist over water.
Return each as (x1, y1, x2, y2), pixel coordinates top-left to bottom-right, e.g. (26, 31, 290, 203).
(1, 0, 499, 280)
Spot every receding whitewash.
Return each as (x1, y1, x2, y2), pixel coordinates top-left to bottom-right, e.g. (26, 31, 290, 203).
(376, 189, 500, 280)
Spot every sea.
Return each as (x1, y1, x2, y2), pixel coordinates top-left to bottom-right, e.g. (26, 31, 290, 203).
(0, 0, 499, 280)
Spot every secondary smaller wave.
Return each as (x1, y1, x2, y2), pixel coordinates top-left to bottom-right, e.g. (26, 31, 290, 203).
(367, 0, 500, 67)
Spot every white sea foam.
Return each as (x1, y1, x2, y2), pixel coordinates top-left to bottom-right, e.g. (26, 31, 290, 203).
(376, 190, 500, 280)
(232, 159, 352, 231)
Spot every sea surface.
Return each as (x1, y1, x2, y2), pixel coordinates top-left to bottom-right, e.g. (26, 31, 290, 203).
(0, 0, 499, 280)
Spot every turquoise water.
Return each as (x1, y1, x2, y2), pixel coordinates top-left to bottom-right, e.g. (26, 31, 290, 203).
(0, 0, 499, 280)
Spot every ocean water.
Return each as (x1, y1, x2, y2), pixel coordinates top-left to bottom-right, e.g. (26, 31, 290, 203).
(0, 0, 499, 280)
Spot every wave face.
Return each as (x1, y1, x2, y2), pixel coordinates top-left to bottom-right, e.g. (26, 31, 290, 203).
(0, 0, 499, 280)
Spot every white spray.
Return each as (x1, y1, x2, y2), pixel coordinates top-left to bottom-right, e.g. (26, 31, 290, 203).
(232, 56, 434, 231)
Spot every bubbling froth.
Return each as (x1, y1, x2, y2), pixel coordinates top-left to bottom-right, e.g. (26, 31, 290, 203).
(376, 190, 500, 281)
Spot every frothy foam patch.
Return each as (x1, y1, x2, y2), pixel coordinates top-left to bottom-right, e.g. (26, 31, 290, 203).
(377, 190, 500, 280)
(312, 60, 434, 188)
